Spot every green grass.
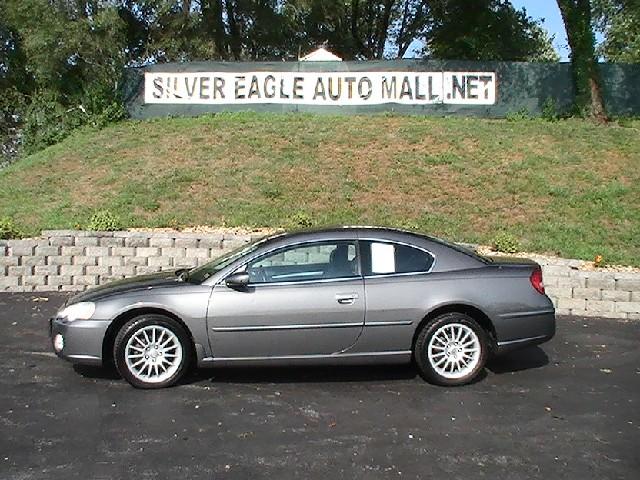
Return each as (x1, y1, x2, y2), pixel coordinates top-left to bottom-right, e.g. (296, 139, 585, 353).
(1, 112, 639, 266)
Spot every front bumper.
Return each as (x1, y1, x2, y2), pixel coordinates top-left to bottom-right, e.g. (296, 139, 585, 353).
(49, 317, 111, 366)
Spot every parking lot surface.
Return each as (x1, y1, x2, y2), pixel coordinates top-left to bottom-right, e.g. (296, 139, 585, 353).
(0, 293, 638, 479)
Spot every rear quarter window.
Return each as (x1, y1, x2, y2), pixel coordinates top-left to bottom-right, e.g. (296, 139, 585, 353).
(362, 241, 434, 276)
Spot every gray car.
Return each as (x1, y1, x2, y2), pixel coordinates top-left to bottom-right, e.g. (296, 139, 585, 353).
(50, 227, 555, 388)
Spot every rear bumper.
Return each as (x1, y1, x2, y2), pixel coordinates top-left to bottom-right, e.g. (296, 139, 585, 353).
(49, 317, 111, 366)
(494, 309, 556, 355)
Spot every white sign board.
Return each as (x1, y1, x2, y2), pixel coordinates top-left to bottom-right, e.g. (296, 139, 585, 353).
(144, 71, 496, 106)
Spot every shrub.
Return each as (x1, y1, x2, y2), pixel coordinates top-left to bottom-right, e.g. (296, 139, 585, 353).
(616, 117, 634, 128)
(288, 212, 313, 229)
(492, 231, 519, 254)
(0, 217, 21, 240)
(506, 108, 530, 122)
(163, 217, 182, 231)
(21, 90, 127, 155)
(93, 102, 127, 127)
(0, 87, 26, 166)
(21, 92, 84, 154)
(541, 97, 560, 122)
(87, 210, 123, 231)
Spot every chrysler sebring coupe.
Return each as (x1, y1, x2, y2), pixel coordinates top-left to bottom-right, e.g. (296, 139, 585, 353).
(50, 227, 555, 388)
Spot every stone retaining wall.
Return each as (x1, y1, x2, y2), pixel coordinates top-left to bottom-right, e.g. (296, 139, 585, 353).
(1, 230, 639, 320)
(534, 263, 640, 320)
(0, 230, 257, 292)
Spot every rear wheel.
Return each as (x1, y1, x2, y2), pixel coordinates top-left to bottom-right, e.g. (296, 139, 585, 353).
(114, 314, 191, 389)
(414, 312, 488, 386)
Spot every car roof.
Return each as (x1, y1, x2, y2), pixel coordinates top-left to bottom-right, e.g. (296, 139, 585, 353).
(254, 226, 485, 272)
(255, 226, 415, 243)
(264, 225, 459, 246)
(269, 225, 425, 238)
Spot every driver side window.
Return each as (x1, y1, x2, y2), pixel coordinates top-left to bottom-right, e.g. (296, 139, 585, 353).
(246, 241, 358, 284)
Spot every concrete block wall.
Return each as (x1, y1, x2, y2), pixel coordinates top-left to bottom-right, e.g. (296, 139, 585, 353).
(1, 230, 639, 320)
(544, 268, 640, 319)
(0, 230, 257, 293)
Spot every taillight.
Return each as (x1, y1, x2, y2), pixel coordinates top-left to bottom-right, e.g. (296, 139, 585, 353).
(530, 267, 545, 295)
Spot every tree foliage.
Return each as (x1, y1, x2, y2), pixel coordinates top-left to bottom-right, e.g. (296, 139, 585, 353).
(0, 3, 30, 161)
(0, 0, 561, 160)
(3, 0, 128, 153)
(3, 1, 561, 64)
(592, 0, 640, 63)
(425, 0, 560, 62)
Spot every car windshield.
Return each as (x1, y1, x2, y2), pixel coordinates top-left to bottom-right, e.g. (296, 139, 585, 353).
(185, 236, 269, 283)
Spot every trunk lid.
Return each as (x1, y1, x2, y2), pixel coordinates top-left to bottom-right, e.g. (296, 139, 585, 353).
(483, 256, 546, 295)
(482, 255, 540, 268)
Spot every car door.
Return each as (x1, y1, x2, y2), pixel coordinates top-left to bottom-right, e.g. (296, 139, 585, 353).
(207, 240, 365, 358)
(353, 239, 437, 353)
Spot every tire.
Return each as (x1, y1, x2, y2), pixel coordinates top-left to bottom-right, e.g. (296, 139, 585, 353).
(113, 314, 191, 389)
(414, 312, 489, 386)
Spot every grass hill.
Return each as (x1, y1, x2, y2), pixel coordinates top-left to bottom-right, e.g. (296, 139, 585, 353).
(0, 113, 638, 266)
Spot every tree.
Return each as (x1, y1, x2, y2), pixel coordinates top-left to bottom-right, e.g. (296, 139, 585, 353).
(557, 0, 608, 120)
(201, 0, 229, 59)
(424, 0, 559, 62)
(288, 0, 409, 60)
(0, 5, 29, 161)
(527, 24, 561, 62)
(4, 0, 128, 152)
(349, 0, 396, 59)
(390, 0, 430, 58)
(592, 0, 640, 63)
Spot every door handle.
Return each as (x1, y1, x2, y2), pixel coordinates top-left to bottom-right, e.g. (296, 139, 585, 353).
(336, 293, 358, 304)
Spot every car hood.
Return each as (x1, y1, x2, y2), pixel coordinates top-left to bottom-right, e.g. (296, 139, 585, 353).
(67, 270, 185, 305)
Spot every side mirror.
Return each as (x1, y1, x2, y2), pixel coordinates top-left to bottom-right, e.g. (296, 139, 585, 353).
(225, 272, 250, 289)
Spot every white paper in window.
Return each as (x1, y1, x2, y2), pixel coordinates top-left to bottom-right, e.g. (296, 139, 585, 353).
(371, 243, 396, 274)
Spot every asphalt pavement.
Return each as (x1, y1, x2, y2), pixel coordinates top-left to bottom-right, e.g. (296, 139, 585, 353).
(0, 292, 638, 480)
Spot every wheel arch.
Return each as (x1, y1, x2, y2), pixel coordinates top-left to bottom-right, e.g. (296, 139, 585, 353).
(102, 307, 196, 366)
(412, 303, 498, 353)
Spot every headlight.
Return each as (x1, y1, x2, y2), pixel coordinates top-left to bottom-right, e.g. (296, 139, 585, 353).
(57, 302, 96, 322)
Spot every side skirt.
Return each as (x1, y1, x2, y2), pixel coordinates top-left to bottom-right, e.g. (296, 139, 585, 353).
(197, 350, 412, 368)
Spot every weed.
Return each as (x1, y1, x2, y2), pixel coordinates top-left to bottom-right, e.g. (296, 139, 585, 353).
(0, 217, 21, 239)
(87, 210, 123, 231)
(492, 232, 520, 254)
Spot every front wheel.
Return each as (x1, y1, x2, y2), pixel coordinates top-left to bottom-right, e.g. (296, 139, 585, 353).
(414, 313, 489, 386)
(114, 314, 191, 389)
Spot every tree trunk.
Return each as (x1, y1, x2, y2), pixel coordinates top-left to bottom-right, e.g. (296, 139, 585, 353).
(375, 0, 395, 59)
(182, 0, 192, 16)
(396, 0, 411, 58)
(225, 0, 242, 60)
(202, 0, 228, 59)
(557, 0, 608, 121)
(351, 0, 362, 58)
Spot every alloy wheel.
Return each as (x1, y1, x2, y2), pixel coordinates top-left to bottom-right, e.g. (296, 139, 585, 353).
(124, 325, 183, 384)
(427, 323, 481, 379)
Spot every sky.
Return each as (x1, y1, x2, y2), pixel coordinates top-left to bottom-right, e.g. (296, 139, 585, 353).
(511, 0, 570, 61)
